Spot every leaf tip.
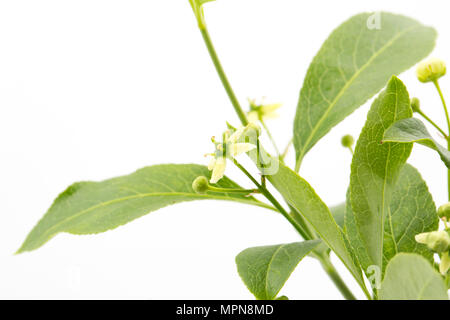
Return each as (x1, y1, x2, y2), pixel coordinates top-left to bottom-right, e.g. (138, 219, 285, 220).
(15, 242, 28, 255)
(15, 236, 35, 255)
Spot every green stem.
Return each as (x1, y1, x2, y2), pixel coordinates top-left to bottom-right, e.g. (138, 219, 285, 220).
(207, 185, 258, 194)
(434, 80, 450, 131)
(289, 206, 315, 240)
(260, 119, 280, 157)
(232, 159, 307, 238)
(256, 139, 267, 188)
(345, 146, 354, 156)
(295, 157, 302, 173)
(416, 109, 448, 139)
(318, 255, 357, 300)
(433, 80, 450, 201)
(200, 28, 248, 126)
(447, 138, 450, 202)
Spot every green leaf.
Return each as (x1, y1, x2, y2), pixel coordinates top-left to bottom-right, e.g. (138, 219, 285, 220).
(344, 190, 372, 273)
(346, 163, 439, 275)
(236, 240, 321, 300)
(294, 12, 436, 168)
(383, 164, 439, 271)
(383, 117, 450, 169)
(349, 76, 413, 270)
(18, 164, 271, 253)
(267, 162, 366, 291)
(379, 253, 448, 300)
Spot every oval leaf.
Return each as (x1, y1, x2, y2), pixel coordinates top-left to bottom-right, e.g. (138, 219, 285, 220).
(294, 12, 436, 168)
(18, 164, 271, 253)
(236, 240, 321, 300)
(383, 164, 439, 271)
(344, 190, 372, 273)
(346, 164, 439, 275)
(350, 76, 413, 270)
(379, 253, 448, 300)
(383, 117, 450, 168)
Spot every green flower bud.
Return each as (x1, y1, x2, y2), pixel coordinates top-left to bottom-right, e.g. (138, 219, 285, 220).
(341, 135, 354, 148)
(416, 58, 446, 83)
(438, 203, 450, 220)
(411, 97, 421, 113)
(192, 176, 209, 194)
(440, 251, 450, 275)
(415, 230, 450, 253)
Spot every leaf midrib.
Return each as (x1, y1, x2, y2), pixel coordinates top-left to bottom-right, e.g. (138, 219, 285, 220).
(380, 79, 400, 267)
(39, 192, 272, 240)
(264, 244, 285, 300)
(417, 275, 434, 300)
(296, 24, 419, 167)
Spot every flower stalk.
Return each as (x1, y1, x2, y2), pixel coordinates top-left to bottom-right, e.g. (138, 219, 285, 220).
(417, 58, 450, 200)
(200, 27, 249, 126)
(433, 80, 450, 201)
(192, 176, 258, 195)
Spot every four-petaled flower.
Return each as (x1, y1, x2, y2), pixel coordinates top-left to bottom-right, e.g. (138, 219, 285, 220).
(247, 99, 282, 123)
(207, 126, 256, 183)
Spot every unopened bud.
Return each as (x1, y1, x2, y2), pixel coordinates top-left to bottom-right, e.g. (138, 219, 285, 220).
(411, 97, 421, 113)
(416, 58, 446, 83)
(438, 203, 450, 220)
(341, 135, 354, 149)
(440, 251, 450, 275)
(192, 176, 209, 194)
(415, 230, 450, 253)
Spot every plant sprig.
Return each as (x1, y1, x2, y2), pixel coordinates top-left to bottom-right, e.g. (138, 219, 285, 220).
(17, 1, 449, 300)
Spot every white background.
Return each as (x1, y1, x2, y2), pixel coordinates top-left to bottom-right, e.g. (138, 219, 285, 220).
(1, 0, 449, 299)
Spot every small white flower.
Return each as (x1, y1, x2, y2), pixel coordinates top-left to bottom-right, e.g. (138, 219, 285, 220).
(206, 125, 257, 183)
(247, 99, 282, 123)
(228, 142, 256, 157)
(208, 157, 216, 171)
(228, 126, 246, 143)
(209, 156, 227, 184)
